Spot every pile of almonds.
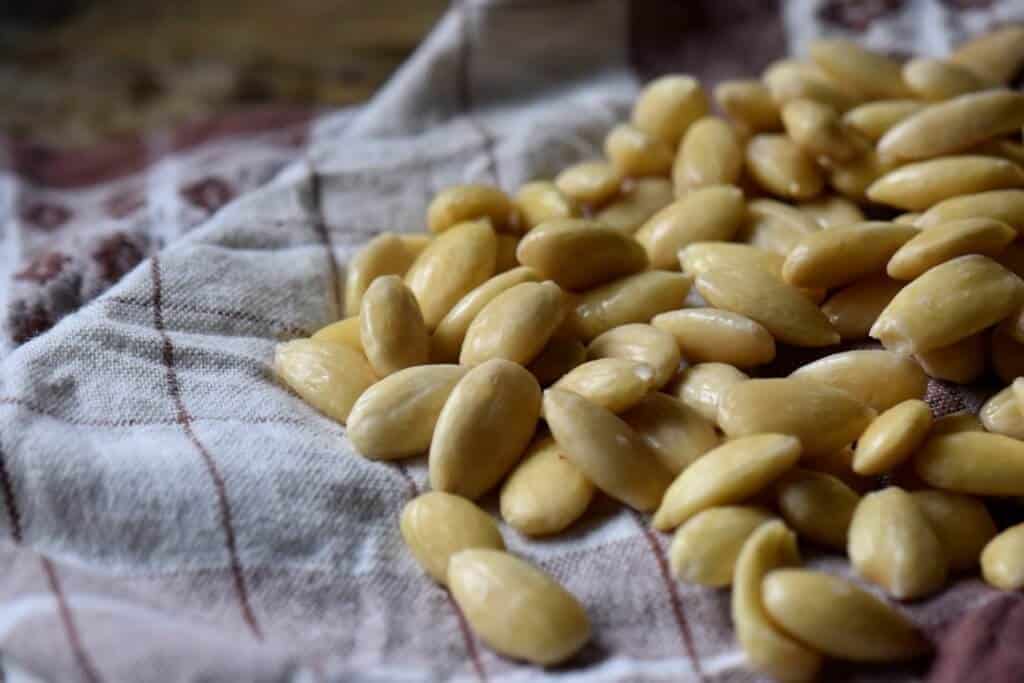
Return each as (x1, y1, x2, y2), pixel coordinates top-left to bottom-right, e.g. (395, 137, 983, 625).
(275, 26, 1024, 680)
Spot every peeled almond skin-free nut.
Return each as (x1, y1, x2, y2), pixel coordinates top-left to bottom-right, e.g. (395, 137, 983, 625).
(783, 222, 918, 290)
(605, 124, 674, 177)
(514, 181, 576, 230)
(311, 315, 362, 351)
(527, 334, 587, 387)
(674, 117, 743, 192)
(806, 446, 874, 494)
(275, 339, 376, 425)
(992, 319, 1024, 383)
(696, 268, 840, 347)
(810, 38, 910, 100)
(980, 383, 1024, 439)
(500, 437, 595, 537)
(587, 323, 681, 389)
(552, 359, 656, 414)
(916, 189, 1024, 232)
(737, 198, 821, 256)
(347, 365, 467, 460)
(516, 220, 647, 291)
(543, 388, 672, 512)
(745, 134, 824, 201)
(868, 156, 1024, 211)
(653, 434, 801, 531)
(915, 333, 987, 384)
(950, 25, 1024, 84)
(429, 360, 541, 500)
(399, 492, 504, 585)
(821, 276, 906, 341)
(763, 59, 859, 113)
(427, 184, 514, 234)
(670, 362, 749, 425)
(853, 400, 933, 476)
(731, 521, 823, 682)
(570, 271, 692, 342)
(912, 490, 996, 573)
(849, 487, 949, 600)
(775, 468, 859, 550)
(888, 218, 1016, 280)
(631, 75, 708, 145)
(930, 411, 984, 436)
(405, 219, 497, 329)
(714, 79, 781, 133)
(448, 549, 591, 666)
(679, 241, 825, 302)
(870, 255, 1024, 355)
(903, 57, 992, 100)
(622, 392, 720, 475)
(670, 506, 774, 587)
(790, 350, 928, 413)
(360, 275, 430, 376)
(460, 281, 566, 366)
(344, 233, 419, 317)
(914, 431, 1024, 496)
(635, 185, 746, 269)
(554, 161, 622, 207)
(762, 569, 930, 662)
(595, 177, 674, 234)
(878, 90, 1024, 164)
(719, 378, 875, 458)
(781, 99, 867, 163)
(981, 523, 1024, 591)
(432, 267, 540, 362)
(843, 100, 927, 142)
(827, 150, 894, 202)
(652, 308, 775, 368)
(799, 195, 864, 229)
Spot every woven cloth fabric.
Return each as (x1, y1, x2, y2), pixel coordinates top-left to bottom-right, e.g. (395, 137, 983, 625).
(0, 1, 1022, 681)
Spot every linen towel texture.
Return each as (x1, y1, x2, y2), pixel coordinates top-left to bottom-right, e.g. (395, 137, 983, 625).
(1, 1, 1023, 681)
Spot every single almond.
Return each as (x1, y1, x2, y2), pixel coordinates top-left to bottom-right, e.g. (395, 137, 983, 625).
(888, 217, 1016, 280)
(670, 506, 774, 587)
(714, 79, 782, 133)
(595, 177, 674, 234)
(605, 123, 674, 177)
(568, 270, 692, 342)
(311, 315, 362, 351)
(552, 358, 656, 414)
(775, 468, 859, 550)
(914, 431, 1024, 496)
(652, 308, 775, 368)
(790, 349, 928, 412)
(949, 26, 1024, 84)
(821, 276, 906, 341)
(912, 490, 997, 572)
(587, 323, 681, 388)
(915, 333, 987, 384)
(275, 339, 376, 424)
(631, 75, 709, 145)
(500, 436, 595, 537)
(555, 161, 623, 207)
(622, 392, 720, 475)
(843, 100, 927, 142)
(916, 189, 1024, 232)
(427, 184, 514, 234)
(981, 523, 1024, 591)
(782, 98, 868, 163)
(903, 57, 992, 100)
(980, 383, 1024, 439)
(783, 222, 918, 290)
(514, 181, 576, 231)
(636, 185, 747, 269)
(360, 275, 430, 376)
(868, 156, 1024, 211)
(516, 219, 647, 291)
(810, 38, 910, 100)
(344, 233, 420, 317)
(674, 117, 744, 192)
(853, 399, 933, 476)
(745, 134, 824, 200)
(669, 362, 749, 425)
(460, 281, 566, 367)
(799, 195, 864, 229)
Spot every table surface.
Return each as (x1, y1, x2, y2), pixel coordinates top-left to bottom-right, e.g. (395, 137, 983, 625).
(0, 0, 448, 147)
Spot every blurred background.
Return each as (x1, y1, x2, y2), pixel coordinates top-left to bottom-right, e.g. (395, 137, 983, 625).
(0, 0, 448, 148)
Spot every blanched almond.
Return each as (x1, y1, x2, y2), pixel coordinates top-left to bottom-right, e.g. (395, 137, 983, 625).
(782, 98, 868, 163)
(635, 185, 746, 269)
(631, 75, 708, 145)
(674, 117, 743, 192)
(718, 378, 875, 458)
(527, 334, 587, 387)
(653, 434, 801, 531)
(348, 365, 467, 460)
(429, 360, 541, 500)
(555, 161, 622, 207)
(775, 468, 859, 550)
(853, 400, 933, 475)
(763, 59, 859, 113)
(870, 254, 1024, 355)
(622, 392, 720, 475)
(762, 569, 930, 662)
(912, 490, 996, 572)
(652, 308, 775, 368)
(868, 156, 1024, 211)
(605, 123, 674, 177)
(275, 339, 375, 424)
(790, 349, 928, 412)
(360, 275, 429, 376)
(587, 323, 681, 389)
(949, 26, 1024, 84)
(888, 217, 1016, 280)
(810, 39, 910, 100)
(405, 219, 497, 329)
(516, 219, 647, 291)
(448, 549, 590, 666)
(782, 222, 918, 290)
(980, 383, 1024, 439)
(460, 281, 566, 366)
(843, 100, 927, 142)
(916, 189, 1024, 232)
(427, 184, 514, 234)
(745, 134, 824, 200)
(827, 149, 895, 202)
(981, 523, 1024, 591)
(669, 362, 749, 424)
(400, 492, 504, 585)
(731, 521, 823, 681)
(915, 333, 987, 384)
(848, 487, 948, 599)
(914, 431, 1024, 496)
(695, 268, 839, 347)
(670, 506, 774, 587)
(500, 436, 595, 537)
(311, 315, 362, 351)
(569, 271, 692, 341)
(344, 233, 420, 317)
(543, 388, 672, 512)
(714, 79, 781, 133)
(799, 195, 864, 229)
(903, 57, 992, 100)
(594, 177, 674, 234)
(821, 276, 906, 341)
(738, 198, 821, 255)
(432, 267, 540, 363)
(514, 181, 576, 230)
(552, 358, 656, 414)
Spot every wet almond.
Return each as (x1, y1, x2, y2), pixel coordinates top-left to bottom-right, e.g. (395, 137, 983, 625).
(914, 431, 1024, 496)
(400, 492, 504, 585)
(569, 271, 692, 341)
(888, 217, 1016, 280)
(916, 189, 1024, 232)
(622, 392, 720, 475)
(360, 275, 430, 376)
(867, 156, 1024, 211)
(810, 38, 910, 100)
(669, 362, 749, 425)
(853, 399, 933, 476)
(345, 233, 420, 317)
(427, 184, 514, 234)
(605, 123, 674, 177)
(555, 161, 622, 207)
(652, 308, 775, 368)
(790, 349, 928, 412)
(429, 360, 541, 500)
(275, 339, 376, 425)
(635, 185, 746, 269)
(653, 434, 801, 531)
(516, 219, 647, 291)
(543, 388, 672, 512)
(500, 436, 595, 537)
(461, 281, 566, 366)
(552, 358, 656, 414)
(587, 323, 681, 389)
(674, 117, 743, 192)
(631, 74, 708, 145)
(782, 222, 918, 290)
(670, 506, 774, 587)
